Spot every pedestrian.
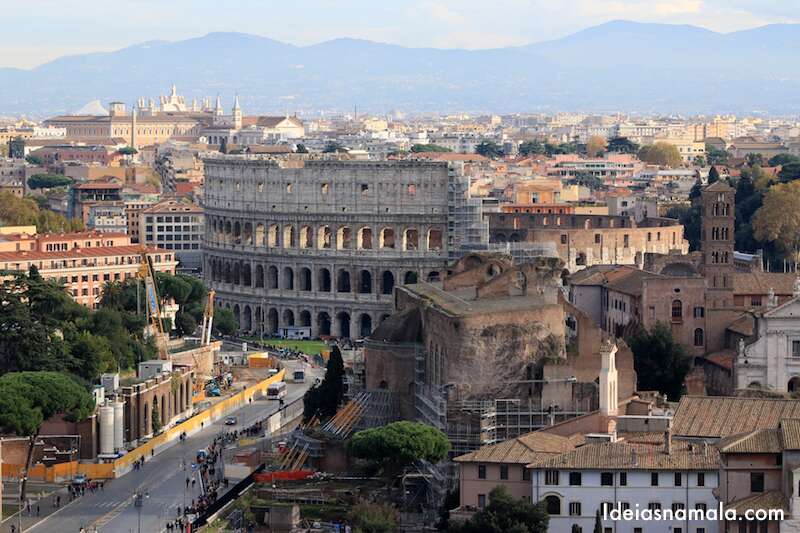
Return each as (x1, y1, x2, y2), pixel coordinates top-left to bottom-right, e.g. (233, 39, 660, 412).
(57, 495, 61, 507)
(11, 524, 16, 533)
(186, 477, 190, 488)
(37, 504, 40, 516)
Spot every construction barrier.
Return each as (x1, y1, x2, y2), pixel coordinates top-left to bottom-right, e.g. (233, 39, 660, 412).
(253, 469, 315, 483)
(2, 461, 114, 482)
(112, 369, 286, 476)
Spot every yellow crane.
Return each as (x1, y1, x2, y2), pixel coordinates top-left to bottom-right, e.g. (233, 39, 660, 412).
(200, 289, 216, 346)
(137, 250, 169, 360)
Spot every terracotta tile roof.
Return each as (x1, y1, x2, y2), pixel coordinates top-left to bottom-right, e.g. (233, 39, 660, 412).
(35, 230, 127, 242)
(726, 491, 788, 513)
(673, 396, 800, 438)
(780, 419, 800, 450)
(733, 272, 797, 295)
(528, 439, 719, 471)
(727, 313, 754, 337)
(703, 350, 735, 370)
(717, 429, 783, 453)
(454, 432, 575, 464)
(0, 245, 170, 263)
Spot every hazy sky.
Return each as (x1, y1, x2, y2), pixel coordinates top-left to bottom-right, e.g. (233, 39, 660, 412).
(4, 0, 799, 68)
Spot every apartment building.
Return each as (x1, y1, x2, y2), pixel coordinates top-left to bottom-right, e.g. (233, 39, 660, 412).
(139, 199, 203, 271)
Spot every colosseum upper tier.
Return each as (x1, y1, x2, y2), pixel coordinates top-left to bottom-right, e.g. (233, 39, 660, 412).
(203, 156, 451, 338)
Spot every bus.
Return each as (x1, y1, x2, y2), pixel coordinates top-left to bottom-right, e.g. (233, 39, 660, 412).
(291, 367, 306, 384)
(267, 381, 287, 400)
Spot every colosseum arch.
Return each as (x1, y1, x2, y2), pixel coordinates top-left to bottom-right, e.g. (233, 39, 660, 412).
(300, 225, 313, 249)
(318, 225, 332, 249)
(243, 305, 253, 332)
(242, 263, 252, 287)
(233, 221, 242, 243)
(509, 233, 521, 242)
(243, 222, 253, 245)
(494, 233, 507, 243)
(283, 267, 294, 290)
(403, 228, 419, 251)
(381, 270, 395, 295)
(233, 304, 241, 325)
(380, 227, 395, 248)
(337, 269, 352, 293)
(255, 223, 265, 246)
(282, 309, 295, 327)
(224, 220, 232, 241)
(299, 310, 312, 327)
(404, 271, 418, 284)
(317, 312, 332, 336)
(336, 311, 351, 338)
(283, 225, 296, 248)
(233, 263, 241, 285)
(255, 265, 264, 288)
(359, 313, 372, 337)
(268, 224, 279, 247)
(427, 228, 443, 251)
(267, 308, 278, 334)
(358, 227, 373, 249)
(299, 267, 312, 291)
(358, 270, 373, 294)
(268, 265, 279, 289)
(318, 268, 332, 292)
(337, 226, 352, 249)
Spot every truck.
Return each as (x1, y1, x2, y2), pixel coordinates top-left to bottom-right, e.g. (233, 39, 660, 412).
(267, 381, 287, 400)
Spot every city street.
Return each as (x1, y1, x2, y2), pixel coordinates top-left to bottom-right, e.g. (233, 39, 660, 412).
(4, 368, 317, 533)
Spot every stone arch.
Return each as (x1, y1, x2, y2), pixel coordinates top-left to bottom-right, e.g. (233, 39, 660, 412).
(282, 309, 295, 327)
(268, 224, 279, 247)
(233, 221, 241, 243)
(337, 269, 351, 292)
(243, 222, 253, 245)
(255, 223, 265, 246)
(381, 270, 395, 295)
(283, 225, 296, 248)
(380, 227, 395, 249)
(358, 269, 373, 294)
(243, 305, 253, 332)
(318, 268, 332, 292)
(268, 265, 279, 289)
(300, 225, 313, 249)
(233, 262, 241, 285)
(336, 311, 351, 338)
(337, 226, 352, 249)
(509, 232, 521, 242)
(318, 225, 332, 249)
(427, 271, 441, 282)
(242, 263, 252, 287)
(283, 266, 295, 290)
(267, 308, 278, 334)
(299, 310, 312, 327)
(404, 271, 418, 284)
(299, 267, 312, 291)
(233, 304, 241, 326)
(317, 312, 332, 336)
(224, 262, 232, 283)
(359, 313, 372, 338)
(403, 227, 419, 250)
(495, 232, 507, 243)
(255, 265, 264, 288)
(358, 227, 373, 249)
(543, 494, 561, 516)
(224, 220, 232, 241)
(427, 228, 443, 251)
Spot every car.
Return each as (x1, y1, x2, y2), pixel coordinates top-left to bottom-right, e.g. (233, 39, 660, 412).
(224, 416, 238, 425)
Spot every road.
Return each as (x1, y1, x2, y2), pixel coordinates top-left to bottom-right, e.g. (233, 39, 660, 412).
(26, 366, 317, 533)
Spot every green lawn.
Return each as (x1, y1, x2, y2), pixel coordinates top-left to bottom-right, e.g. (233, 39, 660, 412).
(245, 337, 328, 356)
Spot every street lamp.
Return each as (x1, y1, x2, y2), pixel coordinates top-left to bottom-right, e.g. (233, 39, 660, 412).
(18, 468, 27, 533)
(134, 490, 149, 533)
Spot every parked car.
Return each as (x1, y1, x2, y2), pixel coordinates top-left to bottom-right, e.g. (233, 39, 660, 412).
(224, 416, 238, 425)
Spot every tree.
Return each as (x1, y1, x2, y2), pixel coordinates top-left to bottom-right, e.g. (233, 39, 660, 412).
(768, 153, 800, 167)
(585, 135, 607, 157)
(593, 509, 603, 533)
(295, 143, 309, 154)
(0, 192, 83, 233)
(705, 146, 730, 166)
(569, 172, 604, 191)
(348, 421, 450, 496)
(212, 307, 238, 336)
(518, 140, 545, 156)
(606, 136, 639, 154)
(666, 204, 700, 251)
(707, 166, 720, 184)
(151, 400, 162, 433)
(626, 323, 691, 400)
(693, 155, 706, 167)
(0, 372, 93, 502)
(734, 171, 764, 253)
(117, 146, 138, 155)
(778, 162, 800, 183)
(446, 487, 548, 533)
(175, 312, 197, 337)
(638, 142, 682, 168)
(410, 143, 451, 153)
(25, 154, 44, 165)
(303, 346, 345, 421)
(323, 141, 342, 153)
(66, 331, 117, 379)
(475, 141, 503, 159)
(746, 153, 765, 167)
(348, 502, 398, 533)
(27, 174, 72, 189)
(753, 181, 800, 261)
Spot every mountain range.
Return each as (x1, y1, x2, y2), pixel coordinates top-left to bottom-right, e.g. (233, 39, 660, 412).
(3, 20, 800, 117)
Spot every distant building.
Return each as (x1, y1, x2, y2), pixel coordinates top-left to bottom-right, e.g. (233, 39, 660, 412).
(140, 199, 204, 271)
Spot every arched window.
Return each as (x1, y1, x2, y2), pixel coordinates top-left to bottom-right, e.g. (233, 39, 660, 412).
(544, 495, 561, 516)
(694, 328, 704, 347)
(671, 299, 683, 320)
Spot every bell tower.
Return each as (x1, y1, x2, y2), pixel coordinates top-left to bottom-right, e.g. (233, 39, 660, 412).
(700, 181, 735, 309)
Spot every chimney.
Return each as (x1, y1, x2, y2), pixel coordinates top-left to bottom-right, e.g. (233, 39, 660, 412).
(664, 427, 672, 455)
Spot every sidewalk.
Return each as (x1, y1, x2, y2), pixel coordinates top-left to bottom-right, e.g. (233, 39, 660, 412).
(0, 483, 72, 533)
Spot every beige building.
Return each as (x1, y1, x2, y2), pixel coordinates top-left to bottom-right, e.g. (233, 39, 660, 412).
(140, 200, 204, 271)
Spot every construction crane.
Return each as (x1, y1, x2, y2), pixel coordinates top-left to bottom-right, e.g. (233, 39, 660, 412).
(137, 250, 169, 360)
(200, 289, 216, 346)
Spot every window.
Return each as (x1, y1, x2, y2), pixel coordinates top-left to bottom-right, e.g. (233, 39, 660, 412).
(675, 472, 682, 486)
(545, 470, 559, 485)
(696, 529, 704, 533)
(560, 234, 567, 244)
(672, 300, 683, 321)
(793, 340, 800, 358)
(478, 494, 486, 508)
(672, 503, 685, 513)
(569, 502, 581, 516)
(651, 472, 659, 486)
(569, 472, 582, 486)
(697, 472, 705, 487)
(600, 472, 613, 486)
(751, 296, 762, 307)
(522, 467, 530, 481)
(478, 465, 486, 479)
(361, 183, 369, 194)
(595, 234, 601, 244)
(623, 234, 629, 247)
(634, 529, 643, 533)
(619, 502, 630, 511)
(695, 503, 707, 512)
(694, 328, 704, 347)
(545, 495, 561, 515)
(750, 472, 765, 493)
(693, 306, 705, 318)
(572, 527, 583, 533)
(647, 502, 661, 511)
(500, 465, 508, 480)
(619, 472, 627, 486)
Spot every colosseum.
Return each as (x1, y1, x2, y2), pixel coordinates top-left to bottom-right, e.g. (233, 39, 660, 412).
(202, 156, 451, 338)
